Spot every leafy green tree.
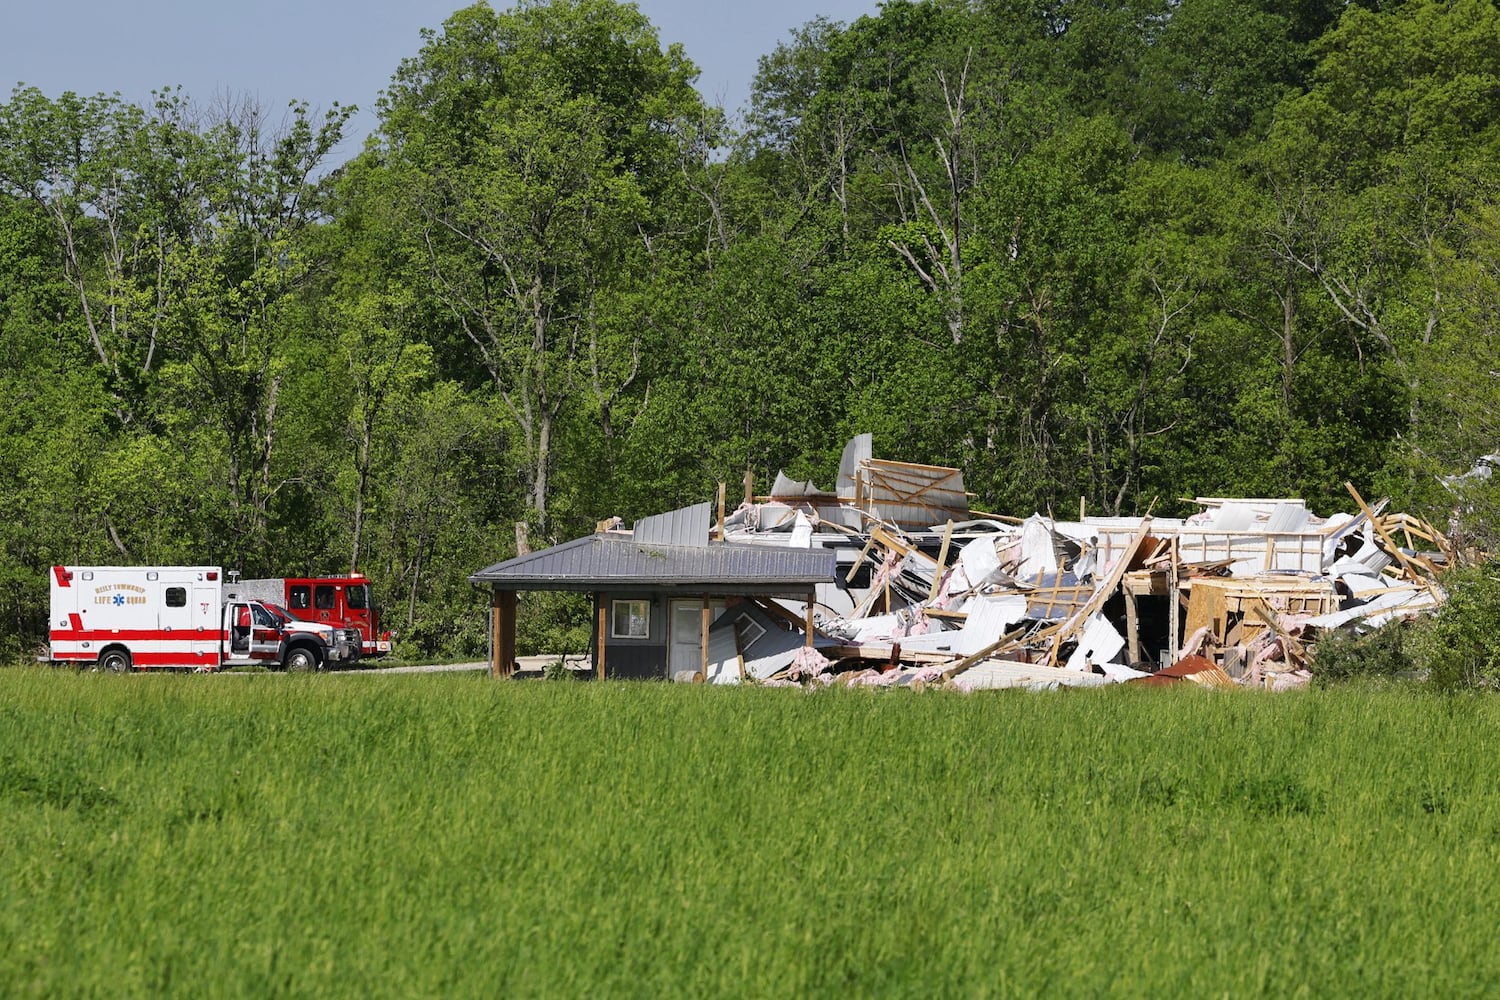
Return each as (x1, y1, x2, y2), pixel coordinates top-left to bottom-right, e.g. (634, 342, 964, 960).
(1258, 0, 1500, 510)
(376, 0, 710, 536)
(0, 86, 350, 570)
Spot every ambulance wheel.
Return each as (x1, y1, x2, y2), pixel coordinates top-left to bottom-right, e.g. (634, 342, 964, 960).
(98, 647, 132, 673)
(284, 646, 321, 672)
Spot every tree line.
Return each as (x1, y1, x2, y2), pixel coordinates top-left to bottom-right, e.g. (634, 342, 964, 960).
(2, 0, 1498, 659)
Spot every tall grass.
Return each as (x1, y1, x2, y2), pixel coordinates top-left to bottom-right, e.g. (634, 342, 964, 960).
(3, 671, 1499, 996)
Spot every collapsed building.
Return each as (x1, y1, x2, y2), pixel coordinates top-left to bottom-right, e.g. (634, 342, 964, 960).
(471, 434, 1454, 689)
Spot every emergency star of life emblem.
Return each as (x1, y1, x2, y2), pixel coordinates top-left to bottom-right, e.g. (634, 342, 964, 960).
(112, 594, 126, 606)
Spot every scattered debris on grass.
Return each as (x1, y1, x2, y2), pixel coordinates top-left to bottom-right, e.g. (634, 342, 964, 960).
(707, 436, 1456, 692)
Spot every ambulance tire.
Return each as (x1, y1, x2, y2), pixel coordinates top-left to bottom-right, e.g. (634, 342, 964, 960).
(98, 647, 132, 673)
(284, 645, 321, 673)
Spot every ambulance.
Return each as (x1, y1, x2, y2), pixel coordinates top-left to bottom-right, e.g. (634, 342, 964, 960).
(48, 566, 361, 672)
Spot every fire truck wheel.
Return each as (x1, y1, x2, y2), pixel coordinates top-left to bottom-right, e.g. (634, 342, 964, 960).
(98, 647, 132, 673)
(284, 646, 321, 672)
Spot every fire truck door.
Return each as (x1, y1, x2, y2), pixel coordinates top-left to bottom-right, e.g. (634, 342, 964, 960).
(315, 584, 336, 622)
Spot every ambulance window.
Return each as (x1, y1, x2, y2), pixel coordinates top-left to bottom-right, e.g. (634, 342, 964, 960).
(289, 586, 310, 609)
(315, 585, 336, 610)
(165, 587, 187, 607)
(346, 585, 367, 609)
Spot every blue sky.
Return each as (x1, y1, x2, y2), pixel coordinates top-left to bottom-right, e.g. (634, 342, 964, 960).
(4, 0, 880, 160)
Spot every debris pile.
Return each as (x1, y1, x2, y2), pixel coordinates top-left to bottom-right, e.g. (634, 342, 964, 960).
(705, 436, 1455, 691)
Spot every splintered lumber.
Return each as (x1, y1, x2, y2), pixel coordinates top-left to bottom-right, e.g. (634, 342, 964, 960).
(1345, 482, 1444, 599)
(825, 645, 957, 666)
(1182, 576, 1336, 653)
(1380, 511, 1457, 566)
(749, 596, 817, 633)
(1025, 582, 1094, 618)
(1141, 538, 1173, 566)
(871, 525, 925, 562)
(846, 533, 878, 585)
(967, 509, 1025, 525)
(928, 519, 954, 602)
(1241, 595, 1307, 667)
(1122, 569, 1170, 597)
(1044, 517, 1154, 667)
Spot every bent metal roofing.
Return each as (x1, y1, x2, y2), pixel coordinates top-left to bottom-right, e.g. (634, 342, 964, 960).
(469, 533, 836, 594)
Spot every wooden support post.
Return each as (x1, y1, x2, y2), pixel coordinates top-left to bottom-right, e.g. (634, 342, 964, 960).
(1124, 586, 1140, 667)
(805, 591, 815, 647)
(491, 590, 517, 680)
(595, 597, 608, 681)
(716, 482, 727, 540)
(1168, 537, 1180, 667)
(700, 599, 711, 678)
(490, 588, 504, 678)
(743, 468, 754, 508)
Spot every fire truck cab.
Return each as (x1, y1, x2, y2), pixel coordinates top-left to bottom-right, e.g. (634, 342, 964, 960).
(237, 574, 392, 657)
(49, 566, 361, 672)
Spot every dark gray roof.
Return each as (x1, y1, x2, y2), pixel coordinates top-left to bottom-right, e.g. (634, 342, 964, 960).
(470, 533, 836, 594)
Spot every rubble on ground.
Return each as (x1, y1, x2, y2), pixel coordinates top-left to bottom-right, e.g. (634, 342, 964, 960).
(702, 436, 1457, 692)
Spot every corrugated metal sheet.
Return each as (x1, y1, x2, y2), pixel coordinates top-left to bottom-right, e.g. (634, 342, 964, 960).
(633, 502, 712, 547)
(1267, 503, 1311, 533)
(837, 433, 872, 496)
(471, 534, 835, 590)
(858, 458, 969, 529)
(769, 472, 837, 499)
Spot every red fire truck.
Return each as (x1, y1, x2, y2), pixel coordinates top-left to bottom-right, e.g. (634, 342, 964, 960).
(233, 574, 392, 657)
(48, 566, 361, 672)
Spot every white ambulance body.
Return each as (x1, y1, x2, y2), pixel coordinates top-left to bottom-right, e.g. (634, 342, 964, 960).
(49, 566, 359, 672)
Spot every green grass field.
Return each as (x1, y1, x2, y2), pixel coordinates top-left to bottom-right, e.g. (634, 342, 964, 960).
(3, 670, 1499, 997)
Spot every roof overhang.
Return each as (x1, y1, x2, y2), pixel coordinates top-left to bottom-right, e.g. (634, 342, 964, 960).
(470, 533, 836, 594)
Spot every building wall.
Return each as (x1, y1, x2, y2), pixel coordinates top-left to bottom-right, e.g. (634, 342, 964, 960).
(598, 591, 667, 679)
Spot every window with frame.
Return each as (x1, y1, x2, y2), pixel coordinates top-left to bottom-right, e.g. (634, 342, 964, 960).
(315, 585, 336, 610)
(289, 586, 311, 609)
(165, 587, 187, 608)
(610, 599, 650, 640)
(733, 614, 766, 650)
